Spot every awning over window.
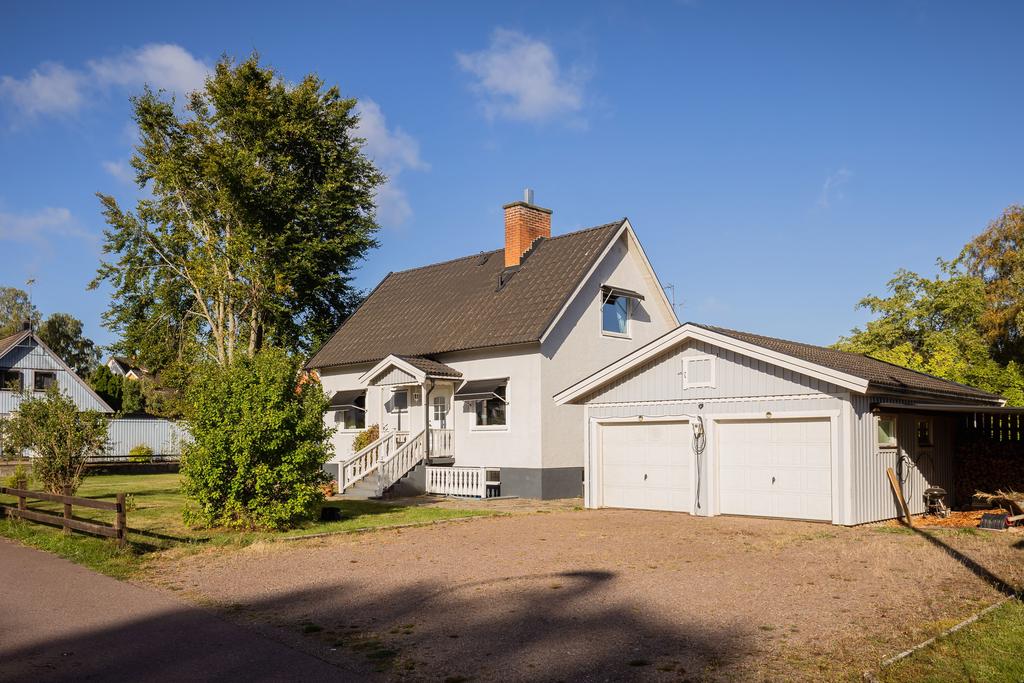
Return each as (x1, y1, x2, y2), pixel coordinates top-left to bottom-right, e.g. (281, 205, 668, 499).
(601, 284, 645, 303)
(329, 390, 366, 411)
(454, 379, 508, 403)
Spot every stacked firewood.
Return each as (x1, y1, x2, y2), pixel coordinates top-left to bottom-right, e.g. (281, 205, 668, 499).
(953, 440, 1024, 504)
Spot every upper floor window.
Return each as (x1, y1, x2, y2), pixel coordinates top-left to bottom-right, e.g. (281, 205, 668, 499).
(602, 295, 630, 336)
(34, 371, 57, 392)
(1, 369, 22, 392)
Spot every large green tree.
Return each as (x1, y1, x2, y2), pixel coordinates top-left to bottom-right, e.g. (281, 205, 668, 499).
(37, 313, 101, 376)
(838, 205, 1024, 406)
(0, 287, 39, 338)
(92, 54, 383, 373)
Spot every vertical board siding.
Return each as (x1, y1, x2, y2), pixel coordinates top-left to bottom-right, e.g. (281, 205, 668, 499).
(106, 418, 192, 457)
(848, 395, 955, 524)
(0, 339, 109, 413)
(371, 367, 417, 386)
(587, 340, 842, 404)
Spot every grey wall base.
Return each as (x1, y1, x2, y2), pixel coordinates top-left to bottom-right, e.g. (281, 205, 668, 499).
(387, 462, 427, 497)
(501, 467, 583, 500)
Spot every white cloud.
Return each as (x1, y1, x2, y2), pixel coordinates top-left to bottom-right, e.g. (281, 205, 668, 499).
(102, 160, 135, 185)
(818, 167, 852, 209)
(88, 44, 208, 97)
(354, 99, 428, 176)
(354, 99, 428, 229)
(456, 28, 587, 123)
(0, 207, 94, 246)
(0, 63, 85, 118)
(0, 44, 210, 120)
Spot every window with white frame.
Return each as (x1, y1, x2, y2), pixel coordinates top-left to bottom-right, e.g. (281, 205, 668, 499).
(333, 393, 366, 430)
(475, 385, 507, 427)
(682, 355, 716, 389)
(601, 295, 630, 336)
(916, 418, 933, 448)
(432, 395, 448, 428)
(877, 415, 898, 448)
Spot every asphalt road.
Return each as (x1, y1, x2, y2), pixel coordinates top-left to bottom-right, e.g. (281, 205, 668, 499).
(0, 539, 354, 682)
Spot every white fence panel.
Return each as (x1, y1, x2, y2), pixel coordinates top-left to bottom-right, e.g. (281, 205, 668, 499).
(103, 418, 191, 460)
(426, 466, 486, 498)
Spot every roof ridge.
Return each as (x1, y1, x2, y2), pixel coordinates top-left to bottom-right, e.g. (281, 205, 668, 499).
(695, 323, 1000, 399)
(385, 219, 627, 277)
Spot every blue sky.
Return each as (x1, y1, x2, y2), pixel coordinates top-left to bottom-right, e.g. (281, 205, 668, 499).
(1, 1, 1022, 350)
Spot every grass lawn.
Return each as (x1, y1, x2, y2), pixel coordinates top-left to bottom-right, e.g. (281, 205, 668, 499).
(880, 599, 1024, 683)
(0, 472, 496, 579)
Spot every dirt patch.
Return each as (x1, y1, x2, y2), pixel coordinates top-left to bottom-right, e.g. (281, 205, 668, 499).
(144, 510, 1024, 681)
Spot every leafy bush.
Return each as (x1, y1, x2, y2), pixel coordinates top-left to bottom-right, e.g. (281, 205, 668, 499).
(128, 444, 154, 463)
(4, 463, 31, 490)
(352, 424, 380, 453)
(0, 386, 108, 494)
(180, 348, 333, 530)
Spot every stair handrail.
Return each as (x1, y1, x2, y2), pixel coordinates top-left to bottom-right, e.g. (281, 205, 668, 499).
(376, 428, 427, 497)
(339, 429, 395, 491)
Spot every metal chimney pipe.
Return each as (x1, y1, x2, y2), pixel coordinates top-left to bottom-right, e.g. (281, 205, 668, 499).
(524, 188, 534, 205)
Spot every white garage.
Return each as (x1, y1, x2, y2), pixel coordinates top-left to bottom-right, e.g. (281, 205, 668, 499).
(717, 419, 832, 521)
(599, 421, 692, 512)
(556, 323, 1006, 526)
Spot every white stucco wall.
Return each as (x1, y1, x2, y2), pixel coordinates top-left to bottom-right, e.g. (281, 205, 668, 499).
(539, 230, 678, 469)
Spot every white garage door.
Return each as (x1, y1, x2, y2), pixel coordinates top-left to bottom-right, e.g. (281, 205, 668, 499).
(718, 418, 832, 521)
(600, 422, 692, 512)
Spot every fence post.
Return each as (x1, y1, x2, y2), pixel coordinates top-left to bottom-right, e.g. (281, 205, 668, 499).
(115, 493, 126, 546)
(62, 485, 72, 535)
(17, 491, 25, 513)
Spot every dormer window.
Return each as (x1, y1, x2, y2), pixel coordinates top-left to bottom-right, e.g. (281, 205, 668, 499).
(601, 285, 644, 338)
(602, 295, 629, 335)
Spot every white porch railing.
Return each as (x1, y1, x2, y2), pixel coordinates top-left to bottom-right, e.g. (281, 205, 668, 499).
(431, 429, 454, 457)
(376, 428, 427, 497)
(426, 466, 486, 498)
(336, 430, 408, 491)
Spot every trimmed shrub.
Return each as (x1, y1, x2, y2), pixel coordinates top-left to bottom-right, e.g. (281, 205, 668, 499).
(128, 444, 154, 463)
(181, 348, 333, 530)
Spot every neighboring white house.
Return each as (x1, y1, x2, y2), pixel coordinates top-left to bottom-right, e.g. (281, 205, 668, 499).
(106, 356, 149, 381)
(554, 323, 1013, 525)
(306, 191, 678, 499)
(0, 328, 187, 460)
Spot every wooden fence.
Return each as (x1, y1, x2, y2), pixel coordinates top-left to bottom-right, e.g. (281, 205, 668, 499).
(0, 486, 127, 545)
(958, 412, 1024, 443)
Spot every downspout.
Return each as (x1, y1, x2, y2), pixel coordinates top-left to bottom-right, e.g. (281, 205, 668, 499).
(424, 379, 435, 459)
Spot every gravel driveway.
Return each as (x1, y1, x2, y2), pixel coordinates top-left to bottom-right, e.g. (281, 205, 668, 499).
(147, 509, 1023, 681)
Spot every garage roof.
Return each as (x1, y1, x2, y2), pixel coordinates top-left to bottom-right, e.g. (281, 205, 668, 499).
(555, 323, 1005, 406)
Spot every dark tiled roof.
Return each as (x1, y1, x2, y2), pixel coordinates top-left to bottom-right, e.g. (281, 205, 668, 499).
(307, 220, 625, 369)
(397, 356, 462, 378)
(699, 324, 1002, 403)
(0, 331, 28, 359)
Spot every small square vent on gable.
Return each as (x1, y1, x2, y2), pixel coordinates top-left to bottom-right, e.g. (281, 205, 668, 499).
(682, 355, 716, 389)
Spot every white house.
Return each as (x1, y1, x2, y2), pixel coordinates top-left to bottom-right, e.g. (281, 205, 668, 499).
(306, 191, 678, 499)
(554, 323, 1013, 525)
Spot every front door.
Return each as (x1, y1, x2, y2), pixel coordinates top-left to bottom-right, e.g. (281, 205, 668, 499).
(388, 389, 409, 432)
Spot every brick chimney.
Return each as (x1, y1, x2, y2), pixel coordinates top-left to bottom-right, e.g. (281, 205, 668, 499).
(503, 189, 552, 268)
